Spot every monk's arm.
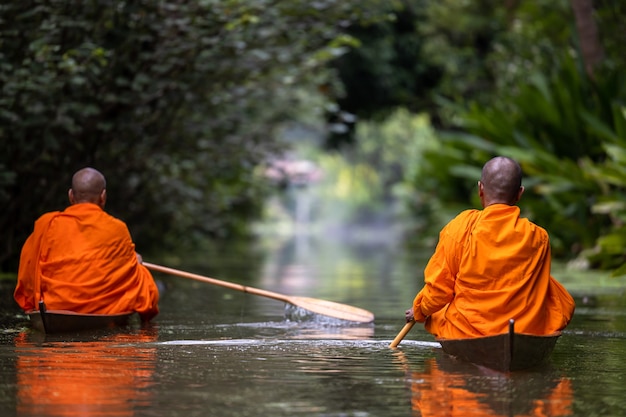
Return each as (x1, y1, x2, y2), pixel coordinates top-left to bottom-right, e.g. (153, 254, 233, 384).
(14, 213, 59, 311)
(412, 242, 456, 322)
(14, 234, 37, 311)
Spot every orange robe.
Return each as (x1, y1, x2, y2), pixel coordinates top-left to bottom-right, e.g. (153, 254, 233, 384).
(412, 204, 575, 339)
(14, 203, 159, 321)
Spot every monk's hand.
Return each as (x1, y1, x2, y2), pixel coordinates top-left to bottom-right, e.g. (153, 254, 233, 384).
(405, 308, 415, 323)
(136, 252, 143, 264)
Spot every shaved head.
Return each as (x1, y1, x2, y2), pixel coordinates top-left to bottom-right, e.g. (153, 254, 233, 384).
(69, 167, 107, 207)
(479, 157, 523, 206)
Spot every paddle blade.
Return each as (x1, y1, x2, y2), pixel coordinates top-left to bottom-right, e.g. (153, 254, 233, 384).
(144, 262, 375, 324)
(288, 296, 375, 323)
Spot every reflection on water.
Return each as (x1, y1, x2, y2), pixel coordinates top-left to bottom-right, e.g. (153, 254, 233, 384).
(14, 329, 158, 417)
(393, 350, 573, 417)
(2, 230, 626, 417)
(1, 308, 625, 417)
(143, 336, 432, 417)
(259, 228, 404, 318)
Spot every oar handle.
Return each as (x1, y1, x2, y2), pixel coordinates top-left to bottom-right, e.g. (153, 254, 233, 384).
(143, 262, 375, 323)
(143, 262, 287, 302)
(389, 321, 416, 348)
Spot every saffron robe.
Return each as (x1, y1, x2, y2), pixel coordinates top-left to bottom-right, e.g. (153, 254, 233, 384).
(14, 203, 159, 321)
(412, 204, 575, 339)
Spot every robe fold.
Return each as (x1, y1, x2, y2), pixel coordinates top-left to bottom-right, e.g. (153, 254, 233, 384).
(413, 204, 574, 339)
(14, 203, 159, 321)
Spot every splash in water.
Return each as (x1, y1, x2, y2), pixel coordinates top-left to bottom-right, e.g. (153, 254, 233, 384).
(283, 303, 367, 326)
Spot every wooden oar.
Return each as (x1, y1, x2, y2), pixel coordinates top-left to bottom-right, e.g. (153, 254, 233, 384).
(143, 262, 375, 323)
(389, 320, 415, 348)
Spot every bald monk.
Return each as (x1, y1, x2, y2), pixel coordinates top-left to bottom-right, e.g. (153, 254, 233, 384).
(14, 168, 159, 321)
(405, 156, 575, 339)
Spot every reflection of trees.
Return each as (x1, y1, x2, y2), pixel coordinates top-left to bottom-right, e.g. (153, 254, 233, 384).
(259, 230, 378, 308)
(394, 350, 573, 417)
(15, 329, 158, 417)
(557, 332, 626, 417)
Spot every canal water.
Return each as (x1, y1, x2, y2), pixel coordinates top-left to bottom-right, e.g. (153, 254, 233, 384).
(1, 228, 625, 417)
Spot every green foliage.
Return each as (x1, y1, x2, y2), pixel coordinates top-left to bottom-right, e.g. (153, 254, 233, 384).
(0, 0, 385, 270)
(414, 54, 626, 269)
(330, 0, 624, 133)
(325, 0, 442, 147)
(313, 109, 438, 225)
(323, 0, 626, 274)
(315, 154, 383, 223)
(418, 0, 510, 104)
(579, 110, 626, 274)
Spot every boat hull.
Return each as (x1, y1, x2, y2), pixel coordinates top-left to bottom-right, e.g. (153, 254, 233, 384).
(28, 309, 133, 334)
(437, 321, 561, 372)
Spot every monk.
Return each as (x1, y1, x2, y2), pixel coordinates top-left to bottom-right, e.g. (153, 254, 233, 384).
(14, 167, 159, 321)
(405, 156, 575, 339)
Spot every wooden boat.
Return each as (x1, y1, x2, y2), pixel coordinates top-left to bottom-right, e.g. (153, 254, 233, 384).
(437, 319, 561, 372)
(28, 301, 133, 334)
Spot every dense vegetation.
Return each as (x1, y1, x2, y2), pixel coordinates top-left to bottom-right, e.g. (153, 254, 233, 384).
(326, 0, 626, 274)
(0, 0, 383, 270)
(1, 1, 624, 276)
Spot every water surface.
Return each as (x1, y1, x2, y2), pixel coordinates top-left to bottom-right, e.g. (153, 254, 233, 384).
(1, 230, 625, 417)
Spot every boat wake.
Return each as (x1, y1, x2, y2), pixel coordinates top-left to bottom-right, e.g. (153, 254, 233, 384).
(155, 338, 441, 348)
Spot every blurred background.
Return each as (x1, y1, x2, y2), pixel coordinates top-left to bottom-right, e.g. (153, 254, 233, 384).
(1, 0, 625, 280)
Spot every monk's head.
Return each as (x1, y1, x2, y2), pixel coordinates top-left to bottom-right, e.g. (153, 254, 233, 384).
(68, 167, 107, 208)
(478, 156, 524, 207)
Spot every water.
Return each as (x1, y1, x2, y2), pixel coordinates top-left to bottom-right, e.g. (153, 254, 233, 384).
(1, 229, 626, 417)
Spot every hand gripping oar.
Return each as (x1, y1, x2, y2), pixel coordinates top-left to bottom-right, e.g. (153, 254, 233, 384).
(143, 262, 375, 323)
(389, 320, 415, 348)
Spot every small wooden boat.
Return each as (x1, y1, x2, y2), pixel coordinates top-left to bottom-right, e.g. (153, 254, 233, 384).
(437, 319, 561, 372)
(28, 301, 133, 334)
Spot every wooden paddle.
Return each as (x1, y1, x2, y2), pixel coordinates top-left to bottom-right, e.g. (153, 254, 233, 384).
(143, 262, 375, 323)
(389, 320, 415, 348)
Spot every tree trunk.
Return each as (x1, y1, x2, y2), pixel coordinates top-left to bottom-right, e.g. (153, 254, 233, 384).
(569, 0, 604, 79)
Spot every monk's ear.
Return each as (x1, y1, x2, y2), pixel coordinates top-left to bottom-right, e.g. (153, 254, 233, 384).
(478, 181, 484, 197)
(99, 189, 107, 208)
(68, 189, 76, 204)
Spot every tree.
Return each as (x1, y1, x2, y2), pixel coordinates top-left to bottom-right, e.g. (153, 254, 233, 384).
(570, 0, 605, 78)
(325, 0, 442, 148)
(0, 0, 385, 270)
